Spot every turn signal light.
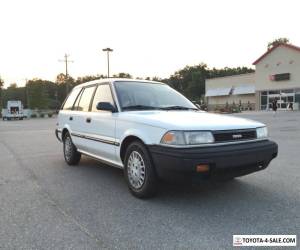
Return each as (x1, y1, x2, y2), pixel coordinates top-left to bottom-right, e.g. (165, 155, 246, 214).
(196, 164, 210, 173)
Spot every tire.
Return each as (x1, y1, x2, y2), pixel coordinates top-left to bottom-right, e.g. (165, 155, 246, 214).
(124, 141, 158, 198)
(63, 132, 81, 165)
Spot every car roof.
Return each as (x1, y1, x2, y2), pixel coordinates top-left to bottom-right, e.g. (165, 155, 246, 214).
(73, 78, 165, 89)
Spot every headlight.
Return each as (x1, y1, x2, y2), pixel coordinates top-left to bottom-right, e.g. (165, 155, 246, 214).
(161, 131, 214, 146)
(256, 127, 268, 139)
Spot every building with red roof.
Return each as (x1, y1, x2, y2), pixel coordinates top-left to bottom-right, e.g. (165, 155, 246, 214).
(205, 43, 300, 111)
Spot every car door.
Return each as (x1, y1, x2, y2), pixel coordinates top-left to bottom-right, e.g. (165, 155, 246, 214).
(71, 85, 97, 152)
(59, 86, 82, 142)
(83, 83, 118, 163)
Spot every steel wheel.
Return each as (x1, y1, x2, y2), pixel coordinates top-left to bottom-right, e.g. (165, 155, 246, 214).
(63, 132, 81, 165)
(124, 141, 158, 198)
(64, 136, 73, 162)
(127, 151, 146, 189)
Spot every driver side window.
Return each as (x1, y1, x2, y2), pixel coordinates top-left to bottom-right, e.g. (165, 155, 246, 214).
(91, 84, 114, 112)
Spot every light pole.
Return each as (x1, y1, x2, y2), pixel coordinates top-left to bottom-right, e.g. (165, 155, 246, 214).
(102, 48, 113, 78)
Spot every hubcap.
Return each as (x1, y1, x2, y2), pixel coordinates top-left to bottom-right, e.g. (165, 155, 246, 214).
(127, 151, 146, 189)
(64, 136, 72, 161)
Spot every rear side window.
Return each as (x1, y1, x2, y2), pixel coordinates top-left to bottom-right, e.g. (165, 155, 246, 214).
(73, 89, 83, 110)
(62, 88, 81, 110)
(91, 84, 114, 112)
(77, 86, 96, 112)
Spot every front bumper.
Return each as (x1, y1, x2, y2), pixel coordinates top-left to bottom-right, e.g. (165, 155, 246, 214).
(149, 140, 278, 182)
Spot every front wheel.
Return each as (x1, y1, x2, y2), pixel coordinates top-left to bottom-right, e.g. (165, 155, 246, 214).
(124, 141, 158, 198)
(63, 132, 81, 165)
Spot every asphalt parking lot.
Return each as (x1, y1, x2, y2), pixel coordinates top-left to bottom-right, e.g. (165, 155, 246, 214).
(0, 111, 299, 249)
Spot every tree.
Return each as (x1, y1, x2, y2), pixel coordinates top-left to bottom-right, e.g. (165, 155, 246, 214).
(0, 76, 4, 108)
(165, 63, 209, 99)
(267, 37, 290, 50)
(164, 64, 254, 101)
(0, 77, 4, 89)
(9, 83, 17, 88)
(75, 74, 105, 85)
(56, 73, 67, 85)
(26, 79, 50, 109)
(2, 84, 27, 107)
(208, 67, 254, 78)
(112, 72, 132, 79)
(55, 73, 76, 104)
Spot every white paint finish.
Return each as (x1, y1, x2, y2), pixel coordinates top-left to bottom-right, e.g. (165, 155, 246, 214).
(57, 79, 266, 168)
(82, 112, 117, 161)
(2, 100, 24, 119)
(115, 110, 263, 131)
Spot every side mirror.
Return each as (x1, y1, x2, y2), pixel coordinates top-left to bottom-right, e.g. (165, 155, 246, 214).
(96, 102, 117, 112)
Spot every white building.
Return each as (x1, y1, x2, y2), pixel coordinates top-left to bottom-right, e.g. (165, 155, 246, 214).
(205, 43, 300, 110)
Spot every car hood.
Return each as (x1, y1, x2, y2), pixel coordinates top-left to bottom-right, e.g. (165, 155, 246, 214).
(117, 110, 265, 130)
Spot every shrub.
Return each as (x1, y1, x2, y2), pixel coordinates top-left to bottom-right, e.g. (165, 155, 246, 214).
(48, 113, 53, 118)
(40, 113, 45, 118)
(31, 114, 37, 118)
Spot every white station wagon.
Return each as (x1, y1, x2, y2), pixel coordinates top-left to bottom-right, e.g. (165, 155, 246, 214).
(56, 79, 278, 198)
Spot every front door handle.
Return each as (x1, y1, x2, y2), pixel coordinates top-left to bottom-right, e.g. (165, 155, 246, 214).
(86, 117, 91, 123)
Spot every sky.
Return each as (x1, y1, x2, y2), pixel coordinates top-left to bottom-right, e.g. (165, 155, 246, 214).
(0, 0, 300, 87)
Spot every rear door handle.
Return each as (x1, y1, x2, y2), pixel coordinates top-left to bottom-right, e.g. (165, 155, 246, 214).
(69, 116, 73, 121)
(86, 117, 91, 123)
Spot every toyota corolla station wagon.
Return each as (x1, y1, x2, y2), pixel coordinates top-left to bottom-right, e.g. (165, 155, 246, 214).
(55, 79, 278, 198)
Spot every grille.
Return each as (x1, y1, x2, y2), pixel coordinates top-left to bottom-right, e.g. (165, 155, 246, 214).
(213, 129, 257, 143)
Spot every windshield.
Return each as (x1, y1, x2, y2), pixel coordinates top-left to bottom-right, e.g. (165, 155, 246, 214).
(114, 81, 197, 111)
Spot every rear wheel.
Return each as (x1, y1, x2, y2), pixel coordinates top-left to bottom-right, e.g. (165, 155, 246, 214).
(63, 132, 81, 165)
(124, 141, 158, 198)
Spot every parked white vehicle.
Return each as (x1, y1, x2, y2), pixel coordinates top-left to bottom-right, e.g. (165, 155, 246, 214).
(2, 100, 25, 120)
(56, 79, 278, 198)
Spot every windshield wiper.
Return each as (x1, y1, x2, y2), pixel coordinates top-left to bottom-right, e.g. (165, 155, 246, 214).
(160, 106, 198, 111)
(122, 105, 159, 111)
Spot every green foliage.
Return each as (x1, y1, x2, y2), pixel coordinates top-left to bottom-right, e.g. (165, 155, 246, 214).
(112, 73, 132, 79)
(1, 86, 27, 107)
(165, 64, 254, 100)
(75, 74, 105, 85)
(0, 77, 4, 89)
(0, 66, 255, 110)
(26, 79, 50, 109)
(267, 37, 290, 50)
(0, 76, 4, 108)
(31, 114, 37, 118)
(9, 83, 17, 88)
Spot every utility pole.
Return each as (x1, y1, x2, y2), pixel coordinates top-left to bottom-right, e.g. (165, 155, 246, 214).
(102, 48, 113, 78)
(24, 78, 29, 108)
(59, 54, 74, 95)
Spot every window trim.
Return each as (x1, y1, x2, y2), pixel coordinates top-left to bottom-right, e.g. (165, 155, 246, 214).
(61, 87, 82, 111)
(90, 82, 119, 113)
(76, 84, 97, 112)
(72, 87, 83, 111)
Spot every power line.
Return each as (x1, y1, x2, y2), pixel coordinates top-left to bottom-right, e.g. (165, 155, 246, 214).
(59, 53, 74, 95)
